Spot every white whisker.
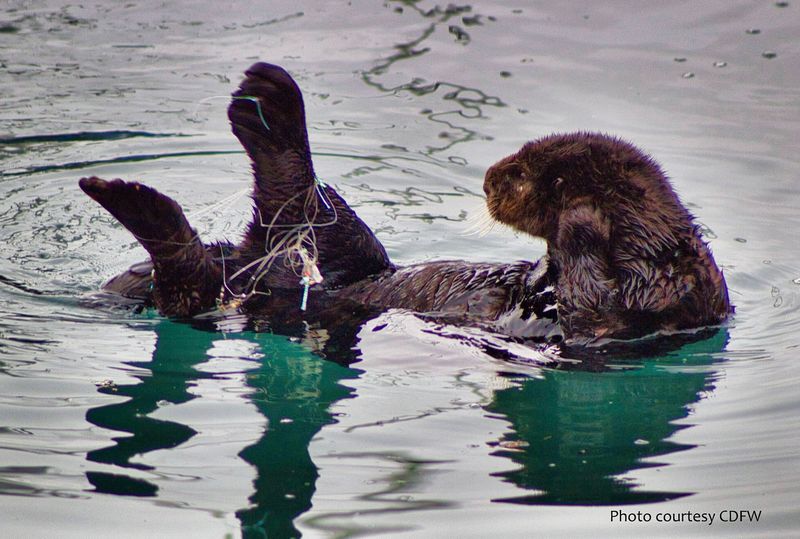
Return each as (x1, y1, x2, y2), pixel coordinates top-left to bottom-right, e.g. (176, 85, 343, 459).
(462, 202, 499, 237)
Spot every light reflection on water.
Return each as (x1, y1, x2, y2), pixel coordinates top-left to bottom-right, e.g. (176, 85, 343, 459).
(1, 0, 799, 537)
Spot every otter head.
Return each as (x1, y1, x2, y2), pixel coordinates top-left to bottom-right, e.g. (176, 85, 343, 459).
(484, 132, 689, 245)
(483, 138, 569, 243)
(484, 132, 730, 342)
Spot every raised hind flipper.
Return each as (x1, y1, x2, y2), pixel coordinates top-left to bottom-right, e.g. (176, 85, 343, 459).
(79, 177, 223, 316)
(228, 62, 393, 289)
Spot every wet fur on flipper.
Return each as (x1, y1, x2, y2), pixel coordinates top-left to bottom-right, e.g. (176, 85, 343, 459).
(82, 63, 394, 315)
(79, 177, 223, 316)
(229, 63, 393, 289)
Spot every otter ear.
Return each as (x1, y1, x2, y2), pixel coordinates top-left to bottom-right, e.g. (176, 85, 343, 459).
(553, 176, 565, 189)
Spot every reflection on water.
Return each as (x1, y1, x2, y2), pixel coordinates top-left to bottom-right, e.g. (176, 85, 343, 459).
(2, 0, 799, 536)
(84, 320, 359, 538)
(236, 335, 358, 538)
(86, 322, 207, 491)
(83, 317, 727, 535)
(361, 3, 504, 156)
(488, 330, 728, 506)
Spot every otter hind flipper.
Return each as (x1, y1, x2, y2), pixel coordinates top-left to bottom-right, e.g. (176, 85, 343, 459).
(228, 62, 313, 190)
(79, 177, 222, 316)
(80, 177, 193, 246)
(229, 63, 394, 288)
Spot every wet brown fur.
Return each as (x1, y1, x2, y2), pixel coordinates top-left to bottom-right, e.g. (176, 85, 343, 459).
(484, 133, 732, 342)
(81, 63, 731, 345)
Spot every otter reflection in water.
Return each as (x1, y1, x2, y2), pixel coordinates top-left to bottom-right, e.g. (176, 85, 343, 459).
(82, 318, 727, 537)
(80, 62, 731, 345)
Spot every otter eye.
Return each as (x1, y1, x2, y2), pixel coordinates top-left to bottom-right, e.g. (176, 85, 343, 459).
(553, 177, 565, 189)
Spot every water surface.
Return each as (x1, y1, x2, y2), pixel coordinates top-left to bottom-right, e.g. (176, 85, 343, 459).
(1, 1, 799, 537)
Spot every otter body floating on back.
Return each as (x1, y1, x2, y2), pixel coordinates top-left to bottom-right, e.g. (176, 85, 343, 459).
(80, 62, 731, 345)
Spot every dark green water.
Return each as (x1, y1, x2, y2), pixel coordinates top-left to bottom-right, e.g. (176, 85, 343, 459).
(1, 1, 799, 537)
(78, 322, 730, 537)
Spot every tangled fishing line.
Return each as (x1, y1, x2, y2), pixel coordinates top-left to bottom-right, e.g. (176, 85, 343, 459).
(177, 95, 340, 312)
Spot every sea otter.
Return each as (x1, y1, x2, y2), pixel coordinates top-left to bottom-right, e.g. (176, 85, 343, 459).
(80, 62, 731, 345)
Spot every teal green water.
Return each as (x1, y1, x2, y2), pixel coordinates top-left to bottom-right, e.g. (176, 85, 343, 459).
(2, 1, 799, 537)
(79, 323, 729, 536)
(83, 322, 359, 537)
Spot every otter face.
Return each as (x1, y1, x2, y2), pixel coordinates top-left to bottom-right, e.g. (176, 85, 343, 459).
(483, 132, 671, 247)
(483, 140, 576, 243)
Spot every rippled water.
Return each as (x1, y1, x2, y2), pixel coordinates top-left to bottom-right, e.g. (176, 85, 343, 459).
(2, 1, 799, 537)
